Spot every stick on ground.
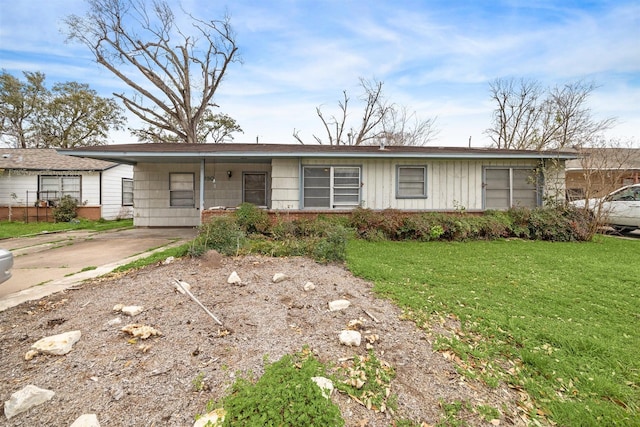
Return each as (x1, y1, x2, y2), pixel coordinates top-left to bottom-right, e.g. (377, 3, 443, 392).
(172, 279, 223, 326)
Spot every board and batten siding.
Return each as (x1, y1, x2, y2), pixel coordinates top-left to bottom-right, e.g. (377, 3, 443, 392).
(270, 158, 543, 211)
(270, 159, 300, 210)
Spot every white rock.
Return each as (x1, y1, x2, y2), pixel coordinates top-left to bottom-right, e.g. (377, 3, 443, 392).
(193, 408, 226, 427)
(328, 299, 351, 311)
(24, 350, 38, 361)
(112, 304, 124, 312)
(107, 317, 122, 326)
(303, 282, 316, 291)
(121, 324, 161, 339)
(227, 271, 242, 285)
(311, 376, 334, 398)
(121, 306, 144, 316)
(163, 256, 175, 265)
(339, 330, 362, 347)
(4, 385, 55, 419)
(272, 273, 288, 283)
(31, 330, 81, 356)
(173, 279, 191, 294)
(70, 413, 101, 427)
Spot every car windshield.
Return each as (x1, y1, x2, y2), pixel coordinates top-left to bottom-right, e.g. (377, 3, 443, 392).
(608, 187, 640, 202)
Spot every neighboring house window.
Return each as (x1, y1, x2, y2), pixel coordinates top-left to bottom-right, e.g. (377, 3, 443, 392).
(302, 166, 361, 208)
(39, 175, 81, 203)
(566, 188, 585, 202)
(122, 178, 134, 206)
(484, 167, 539, 209)
(243, 172, 268, 207)
(169, 173, 195, 207)
(396, 166, 427, 198)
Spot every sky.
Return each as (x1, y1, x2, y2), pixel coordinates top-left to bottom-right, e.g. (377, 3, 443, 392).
(0, 0, 639, 148)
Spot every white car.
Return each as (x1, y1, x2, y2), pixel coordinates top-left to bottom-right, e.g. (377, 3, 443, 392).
(571, 184, 640, 233)
(0, 248, 13, 284)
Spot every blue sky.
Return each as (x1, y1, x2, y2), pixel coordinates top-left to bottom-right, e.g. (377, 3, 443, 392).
(1, 0, 638, 147)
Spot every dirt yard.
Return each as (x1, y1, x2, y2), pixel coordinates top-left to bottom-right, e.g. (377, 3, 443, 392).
(0, 252, 526, 426)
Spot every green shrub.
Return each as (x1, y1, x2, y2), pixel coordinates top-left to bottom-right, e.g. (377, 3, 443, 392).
(52, 195, 78, 222)
(195, 216, 246, 256)
(220, 349, 344, 427)
(312, 225, 349, 263)
(235, 203, 270, 234)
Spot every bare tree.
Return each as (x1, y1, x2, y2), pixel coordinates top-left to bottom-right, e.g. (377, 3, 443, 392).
(486, 78, 615, 150)
(293, 78, 438, 146)
(64, 0, 240, 144)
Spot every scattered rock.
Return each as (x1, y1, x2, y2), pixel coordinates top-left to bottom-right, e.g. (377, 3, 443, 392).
(121, 324, 162, 339)
(121, 306, 144, 316)
(173, 279, 191, 294)
(4, 385, 55, 419)
(112, 304, 124, 312)
(193, 407, 226, 427)
(70, 413, 101, 427)
(347, 319, 365, 330)
(163, 256, 175, 265)
(339, 330, 362, 347)
(227, 271, 242, 285)
(272, 273, 288, 283)
(107, 317, 122, 326)
(311, 376, 334, 399)
(329, 299, 351, 312)
(24, 350, 38, 361)
(303, 281, 316, 291)
(31, 330, 81, 356)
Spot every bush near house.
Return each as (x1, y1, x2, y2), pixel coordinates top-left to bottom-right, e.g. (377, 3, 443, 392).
(193, 204, 594, 264)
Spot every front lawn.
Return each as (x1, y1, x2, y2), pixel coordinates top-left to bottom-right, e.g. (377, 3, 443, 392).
(0, 218, 133, 239)
(346, 237, 640, 426)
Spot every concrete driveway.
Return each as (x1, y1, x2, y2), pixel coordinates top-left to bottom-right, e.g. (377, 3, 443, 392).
(0, 227, 198, 311)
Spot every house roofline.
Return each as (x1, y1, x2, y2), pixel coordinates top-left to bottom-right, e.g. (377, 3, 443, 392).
(58, 143, 578, 164)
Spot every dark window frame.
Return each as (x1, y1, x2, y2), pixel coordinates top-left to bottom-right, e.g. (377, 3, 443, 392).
(122, 178, 134, 206)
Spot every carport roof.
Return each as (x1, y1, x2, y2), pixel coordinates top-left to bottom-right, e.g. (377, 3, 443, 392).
(58, 143, 578, 164)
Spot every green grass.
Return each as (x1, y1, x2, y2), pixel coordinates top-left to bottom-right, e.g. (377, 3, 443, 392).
(0, 218, 133, 239)
(346, 237, 640, 426)
(111, 243, 192, 273)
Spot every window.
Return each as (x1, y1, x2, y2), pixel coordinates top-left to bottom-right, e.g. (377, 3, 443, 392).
(122, 178, 134, 206)
(243, 172, 267, 207)
(39, 175, 81, 203)
(484, 167, 539, 209)
(169, 173, 195, 207)
(397, 166, 427, 198)
(303, 166, 360, 208)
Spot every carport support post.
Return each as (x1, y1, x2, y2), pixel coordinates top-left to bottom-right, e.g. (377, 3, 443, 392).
(199, 159, 205, 225)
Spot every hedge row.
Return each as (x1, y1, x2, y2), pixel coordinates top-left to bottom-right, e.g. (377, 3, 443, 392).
(191, 204, 594, 263)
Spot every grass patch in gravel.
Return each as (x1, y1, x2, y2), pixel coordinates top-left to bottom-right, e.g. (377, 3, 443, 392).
(346, 237, 640, 426)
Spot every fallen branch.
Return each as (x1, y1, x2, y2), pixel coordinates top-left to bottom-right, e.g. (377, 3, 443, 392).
(363, 309, 380, 323)
(172, 279, 223, 326)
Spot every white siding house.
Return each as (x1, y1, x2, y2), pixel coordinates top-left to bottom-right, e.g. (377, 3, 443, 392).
(0, 149, 133, 221)
(59, 143, 575, 227)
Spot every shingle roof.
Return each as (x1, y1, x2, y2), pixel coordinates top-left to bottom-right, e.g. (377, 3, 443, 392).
(0, 148, 117, 171)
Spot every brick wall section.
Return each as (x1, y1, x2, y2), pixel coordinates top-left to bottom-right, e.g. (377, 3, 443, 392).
(0, 206, 101, 222)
